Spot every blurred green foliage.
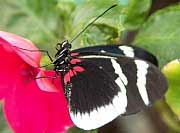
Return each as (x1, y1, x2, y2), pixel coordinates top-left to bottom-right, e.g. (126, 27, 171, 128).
(0, 0, 180, 133)
(0, 0, 151, 51)
(122, 0, 151, 30)
(163, 59, 180, 117)
(161, 59, 180, 132)
(134, 5, 180, 67)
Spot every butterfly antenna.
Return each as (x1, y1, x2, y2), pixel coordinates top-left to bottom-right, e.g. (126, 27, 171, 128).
(70, 4, 117, 43)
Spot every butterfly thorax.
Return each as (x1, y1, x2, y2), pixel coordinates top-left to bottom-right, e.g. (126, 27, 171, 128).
(52, 40, 72, 74)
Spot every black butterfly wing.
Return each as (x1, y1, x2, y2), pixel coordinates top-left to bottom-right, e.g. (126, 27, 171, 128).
(72, 45, 158, 66)
(63, 56, 167, 130)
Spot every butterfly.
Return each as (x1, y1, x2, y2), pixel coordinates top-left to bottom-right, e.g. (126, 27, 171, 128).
(52, 40, 167, 130)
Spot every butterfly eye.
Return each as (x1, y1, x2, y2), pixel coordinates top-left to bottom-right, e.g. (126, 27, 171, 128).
(56, 43, 61, 50)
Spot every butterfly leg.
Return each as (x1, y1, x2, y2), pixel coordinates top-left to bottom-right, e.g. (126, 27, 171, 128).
(13, 46, 53, 61)
(34, 75, 60, 80)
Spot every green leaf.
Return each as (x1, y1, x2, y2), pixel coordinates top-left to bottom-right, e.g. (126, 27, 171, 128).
(163, 59, 180, 117)
(81, 24, 119, 47)
(0, 0, 124, 49)
(118, 0, 129, 6)
(0, 0, 152, 50)
(134, 5, 180, 67)
(122, 0, 151, 30)
(0, 0, 76, 53)
(70, 0, 152, 47)
(69, 0, 125, 48)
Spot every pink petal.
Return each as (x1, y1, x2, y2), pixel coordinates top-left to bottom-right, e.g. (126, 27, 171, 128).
(42, 71, 74, 132)
(0, 31, 41, 67)
(36, 70, 59, 92)
(0, 45, 23, 99)
(4, 81, 48, 133)
(4, 73, 73, 133)
(45, 90, 74, 132)
(0, 31, 74, 132)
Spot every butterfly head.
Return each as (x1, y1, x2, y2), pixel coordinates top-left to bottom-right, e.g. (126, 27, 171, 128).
(56, 40, 71, 51)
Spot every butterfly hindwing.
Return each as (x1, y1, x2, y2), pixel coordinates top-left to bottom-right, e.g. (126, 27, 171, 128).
(64, 55, 167, 130)
(64, 57, 124, 130)
(72, 45, 158, 66)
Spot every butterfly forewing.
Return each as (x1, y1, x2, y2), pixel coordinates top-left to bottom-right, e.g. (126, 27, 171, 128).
(64, 55, 167, 130)
(72, 45, 158, 66)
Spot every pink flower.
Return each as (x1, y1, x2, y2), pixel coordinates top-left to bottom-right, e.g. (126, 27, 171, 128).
(0, 31, 74, 133)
